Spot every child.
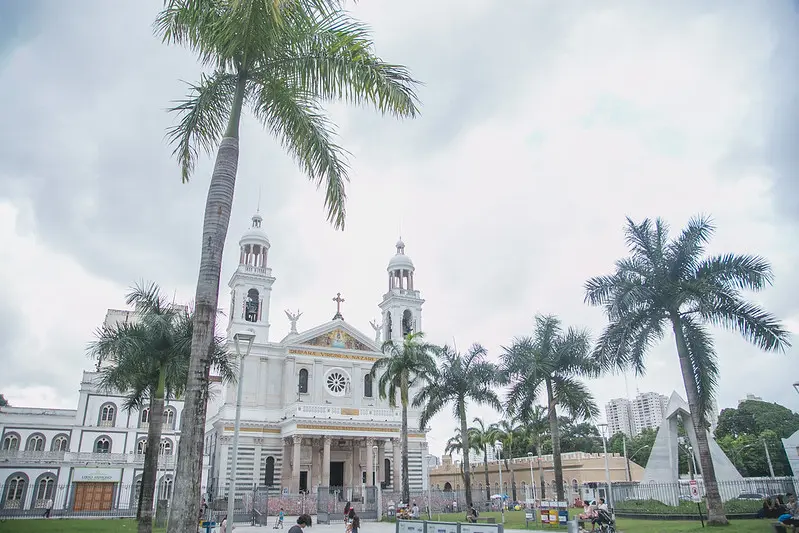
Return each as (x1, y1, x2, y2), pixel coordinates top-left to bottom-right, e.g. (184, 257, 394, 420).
(274, 507, 285, 529)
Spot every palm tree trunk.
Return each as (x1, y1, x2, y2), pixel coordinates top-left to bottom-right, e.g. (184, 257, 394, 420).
(547, 380, 564, 501)
(459, 400, 473, 509)
(400, 371, 410, 505)
(482, 445, 491, 502)
(670, 315, 728, 525)
(138, 368, 167, 533)
(167, 73, 247, 533)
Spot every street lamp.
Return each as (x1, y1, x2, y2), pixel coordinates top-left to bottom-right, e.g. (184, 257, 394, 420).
(596, 423, 613, 509)
(227, 330, 256, 527)
(527, 452, 535, 501)
(793, 382, 799, 395)
(494, 440, 505, 524)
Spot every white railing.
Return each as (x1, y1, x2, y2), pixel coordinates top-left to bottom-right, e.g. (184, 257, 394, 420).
(0, 450, 176, 467)
(284, 404, 401, 421)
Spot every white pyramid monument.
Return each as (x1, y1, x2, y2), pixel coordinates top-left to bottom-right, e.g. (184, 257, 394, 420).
(641, 392, 742, 503)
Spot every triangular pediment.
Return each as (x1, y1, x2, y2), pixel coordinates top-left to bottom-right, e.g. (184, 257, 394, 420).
(289, 320, 379, 353)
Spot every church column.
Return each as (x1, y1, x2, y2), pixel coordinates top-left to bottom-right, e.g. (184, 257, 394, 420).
(352, 439, 361, 488)
(392, 438, 401, 492)
(377, 440, 386, 487)
(292, 435, 301, 493)
(322, 436, 331, 487)
(311, 438, 321, 490)
(366, 437, 374, 487)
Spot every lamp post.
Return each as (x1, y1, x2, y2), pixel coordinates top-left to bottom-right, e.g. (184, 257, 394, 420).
(227, 330, 256, 527)
(494, 440, 505, 524)
(597, 423, 613, 509)
(527, 452, 535, 501)
(762, 438, 775, 478)
(793, 382, 799, 395)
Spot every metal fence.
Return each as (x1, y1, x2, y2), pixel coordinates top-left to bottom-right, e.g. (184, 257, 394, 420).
(0, 482, 144, 519)
(611, 477, 799, 507)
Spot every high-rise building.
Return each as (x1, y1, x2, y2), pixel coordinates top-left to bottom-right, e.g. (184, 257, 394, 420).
(632, 391, 669, 435)
(605, 398, 634, 437)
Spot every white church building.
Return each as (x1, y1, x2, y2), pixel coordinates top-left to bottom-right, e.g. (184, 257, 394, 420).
(205, 213, 429, 502)
(0, 212, 430, 514)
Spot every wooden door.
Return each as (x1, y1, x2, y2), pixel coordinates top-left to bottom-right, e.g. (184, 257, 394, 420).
(73, 482, 115, 511)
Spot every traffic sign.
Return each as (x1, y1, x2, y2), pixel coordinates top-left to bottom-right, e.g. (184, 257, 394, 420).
(689, 480, 701, 503)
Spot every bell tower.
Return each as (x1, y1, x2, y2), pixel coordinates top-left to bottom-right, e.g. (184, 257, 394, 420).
(227, 213, 275, 342)
(378, 239, 424, 342)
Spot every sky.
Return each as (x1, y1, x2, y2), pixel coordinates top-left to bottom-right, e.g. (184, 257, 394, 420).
(0, 0, 797, 459)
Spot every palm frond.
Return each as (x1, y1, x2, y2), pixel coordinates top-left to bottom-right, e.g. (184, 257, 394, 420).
(695, 291, 791, 352)
(251, 75, 349, 229)
(166, 71, 238, 182)
(551, 376, 599, 420)
(666, 214, 714, 279)
(691, 253, 774, 291)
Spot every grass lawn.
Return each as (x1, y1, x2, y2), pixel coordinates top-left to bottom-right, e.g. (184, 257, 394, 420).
(0, 519, 165, 533)
(430, 511, 774, 533)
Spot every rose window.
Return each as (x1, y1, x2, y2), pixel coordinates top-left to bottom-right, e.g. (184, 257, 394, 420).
(325, 370, 350, 396)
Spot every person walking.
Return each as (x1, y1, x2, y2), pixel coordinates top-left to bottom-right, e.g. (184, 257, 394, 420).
(347, 508, 360, 533)
(288, 514, 313, 533)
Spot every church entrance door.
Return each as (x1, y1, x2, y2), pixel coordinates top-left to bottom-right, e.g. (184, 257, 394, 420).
(299, 471, 308, 493)
(330, 461, 344, 488)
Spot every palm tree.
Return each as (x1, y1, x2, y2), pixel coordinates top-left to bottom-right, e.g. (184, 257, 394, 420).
(371, 332, 437, 504)
(413, 344, 501, 509)
(155, 2, 420, 527)
(88, 283, 235, 533)
(471, 417, 498, 502)
(501, 315, 599, 501)
(519, 405, 548, 499)
(489, 419, 524, 501)
(585, 216, 790, 525)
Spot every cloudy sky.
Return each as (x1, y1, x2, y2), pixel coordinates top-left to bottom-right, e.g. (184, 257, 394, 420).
(1, 0, 797, 457)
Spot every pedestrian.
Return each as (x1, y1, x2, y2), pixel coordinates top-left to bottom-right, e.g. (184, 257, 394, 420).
(348, 508, 360, 533)
(43, 498, 53, 518)
(221, 514, 229, 533)
(288, 513, 313, 533)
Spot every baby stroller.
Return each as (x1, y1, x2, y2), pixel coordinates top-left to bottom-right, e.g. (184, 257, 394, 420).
(593, 508, 616, 533)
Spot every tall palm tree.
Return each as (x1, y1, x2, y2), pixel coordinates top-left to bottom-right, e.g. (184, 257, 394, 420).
(501, 315, 599, 501)
(155, 2, 420, 527)
(585, 216, 790, 525)
(471, 417, 498, 502)
(88, 283, 235, 533)
(519, 405, 548, 499)
(489, 419, 524, 501)
(414, 344, 502, 509)
(371, 332, 437, 504)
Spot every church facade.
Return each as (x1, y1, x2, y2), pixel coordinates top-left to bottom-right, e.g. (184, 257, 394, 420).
(204, 213, 430, 501)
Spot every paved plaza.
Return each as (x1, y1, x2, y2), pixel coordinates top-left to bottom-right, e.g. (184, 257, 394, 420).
(226, 519, 542, 533)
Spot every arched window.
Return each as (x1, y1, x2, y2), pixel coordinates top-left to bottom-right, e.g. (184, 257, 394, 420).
(136, 438, 147, 455)
(99, 403, 117, 426)
(245, 288, 260, 322)
(402, 310, 413, 336)
(163, 408, 176, 429)
(521, 481, 526, 496)
(363, 374, 373, 398)
(443, 482, 452, 492)
(298, 368, 309, 394)
(3, 473, 27, 509)
(131, 475, 143, 509)
(94, 436, 112, 453)
(264, 456, 275, 486)
(159, 439, 173, 455)
(572, 479, 579, 494)
(1, 432, 20, 451)
(384, 458, 391, 484)
(140, 408, 150, 426)
(159, 475, 174, 500)
(25, 433, 45, 452)
(51, 434, 69, 452)
(34, 474, 56, 507)
(494, 482, 499, 492)
(385, 312, 393, 339)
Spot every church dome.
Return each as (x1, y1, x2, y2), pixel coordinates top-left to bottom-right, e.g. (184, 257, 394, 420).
(387, 239, 414, 272)
(239, 213, 270, 249)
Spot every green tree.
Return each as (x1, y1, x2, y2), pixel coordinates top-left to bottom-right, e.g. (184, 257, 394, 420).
(471, 417, 499, 501)
(716, 399, 799, 440)
(585, 216, 791, 525)
(371, 332, 437, 504)
(0, 394, 8, 407)
(155, 1, 420, 527)
(415, 344, 502, 509)
(502, 315, 599, 501)
(518, 405, 549, 498)
(88, 283, 235, 533)
(489, 419, 523, 501)
(559, 418, 602, 454)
